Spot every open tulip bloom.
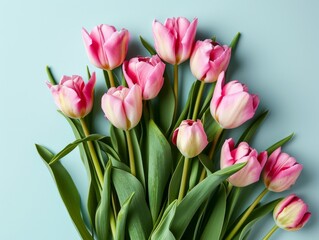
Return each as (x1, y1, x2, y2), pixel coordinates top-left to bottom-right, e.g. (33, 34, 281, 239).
(37, 17, 311, 240)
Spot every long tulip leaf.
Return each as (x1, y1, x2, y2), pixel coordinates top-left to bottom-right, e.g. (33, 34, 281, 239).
(49, 134, 105, 165)
(147, 119, 173, 223)
(266, 133, 294, 155)
(35, 144, 93, 240)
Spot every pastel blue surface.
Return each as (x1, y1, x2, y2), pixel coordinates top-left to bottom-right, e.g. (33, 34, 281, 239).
(0, 0, 318, 239)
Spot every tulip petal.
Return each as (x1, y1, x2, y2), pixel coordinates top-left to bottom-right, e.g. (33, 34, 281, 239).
(153, 20, 176, 64)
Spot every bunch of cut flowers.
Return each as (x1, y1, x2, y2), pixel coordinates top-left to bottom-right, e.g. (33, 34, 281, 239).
(36, 17, 311, 240)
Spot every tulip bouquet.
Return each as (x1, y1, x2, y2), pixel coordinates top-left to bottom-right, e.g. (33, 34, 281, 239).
(36, 17, 311, 240)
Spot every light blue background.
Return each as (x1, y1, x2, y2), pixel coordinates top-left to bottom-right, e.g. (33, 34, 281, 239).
(0, 0, 318, 239)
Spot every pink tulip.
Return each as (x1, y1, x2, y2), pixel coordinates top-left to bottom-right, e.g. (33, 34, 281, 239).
(190, 40, 231, 82)
(263, 147, 303, 192)
(220, 138, 267, 187)
(101, 85, 142, 130)
(82, 24, 129, 70)
(172, 119, 208, 158)
(123, 55, 165, 100)
(210, 72, 259, 129)
(152, 17, 198, 65)
(47, 73, 96, 119)
(273, 194, 311, 231)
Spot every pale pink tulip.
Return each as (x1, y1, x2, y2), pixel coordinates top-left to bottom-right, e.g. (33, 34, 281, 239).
(172, 119, 208, 158)
(152, 17, 198, 65)
(47, 73, 96, 119)
(220, 138, 267, 187)
(273, 194, 311, 231)
(210, 72, 259, 129)
(123, 55, 165, 100)
(82, 24, 129, 70)
(190, 39, 231, 82)
(101, 85, 142, 130)
(263, 147, 302, 192)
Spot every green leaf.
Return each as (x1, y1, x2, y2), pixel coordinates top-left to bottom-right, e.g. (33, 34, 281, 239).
(115, 193, 135, 240)
(103, 70, 111, 89)
(187, 81, 201, 119)
(95, 162, 112, 240)
(112, 168, 152, 239)
(200, 184, 227, 240)
(35, 144, 93, 240)
(221, 187, 242, 238)
(110, 126, 128, 165)
(130, 128, 146, 189)
(237, 198, 282, 240)
(150, 200, 178, 240)
(230, 32, 241, 50)
(170, 163, 246, 239)
(199, 82, 216, 117)
(266, 133, 294, 155)
(202, 109, 221, 142)
(198, 153, 213, 174)
(238, 110, 269, 144)
(140, 36, 156, 55)
(157, 70, 175, 134)
(188, 158, 200, 190)
(49, 134, 105, 165)
(46, 65, 57, 85)
(147, 120, 173, 223)
(168, 156, 184, 204)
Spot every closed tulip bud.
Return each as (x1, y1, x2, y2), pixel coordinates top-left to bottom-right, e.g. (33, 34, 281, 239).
(82, 24, 129, 70)
(210, 72, 259, 129)
(123, 55, 165, 100)
(220, 138, 267, 187)
(101, 85, 142, 131)
(263, 147, 303, 192)
(47, 73, 96, 119)
(172, 120, 208, 158)
(190, 40, 231, 83)
(273, 194, 311, 231)
(153, 17, 197, 65)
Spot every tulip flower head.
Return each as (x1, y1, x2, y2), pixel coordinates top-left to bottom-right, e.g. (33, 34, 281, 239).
(273, 194, 311, 231)
(152, 17, 198, 65)
(263, 147, 303, 192)
(190, 39, 231, 83)
(82, 24, 130, 70)
(172, 119, 208, 158)
(220, 138, 268, 187)
(123, 55, 165, 100)
(101, 85, 142, 131)
(47, 73, 96, 119)
(210, 72, 259, 129)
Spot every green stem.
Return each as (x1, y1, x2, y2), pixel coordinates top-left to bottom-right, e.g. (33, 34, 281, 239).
(107, 69, 116, 88)
(192, 81, 205, 120)
(178, 157, 190, 202)
(173, 64, 179, 120)
(262, 225, 279, 240)
(125, 130, 136, 176)
(79, 118, 104, 187)
(225, 188, 269, 240)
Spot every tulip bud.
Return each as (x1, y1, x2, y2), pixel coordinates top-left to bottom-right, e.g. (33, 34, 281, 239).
(220, 138, 267, 187)
(190, 40, 231, 83)
(123, 55, 165, 100)
(273, 194, 311, 231)
(47, 73, 96, 119)
(172, 120, 208, 158)
(82, 24, 129, 70)
(210, 72, 259, 129)
(101, 85, 142, 131)
(263, 147, 303, 192)
(152, 17, 198, 65)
